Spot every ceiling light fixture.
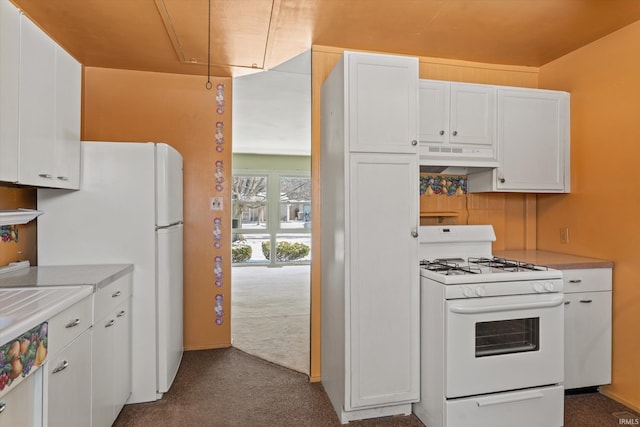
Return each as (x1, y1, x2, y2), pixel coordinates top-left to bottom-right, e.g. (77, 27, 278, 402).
(205, 0, 212, 90)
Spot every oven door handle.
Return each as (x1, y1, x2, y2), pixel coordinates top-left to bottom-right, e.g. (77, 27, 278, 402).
(449, 294, 564, 314)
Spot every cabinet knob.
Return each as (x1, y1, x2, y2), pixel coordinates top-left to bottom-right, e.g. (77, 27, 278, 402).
(65, 318, 81, 328)
(117, 310, 126, 318)
(439, 130, 445, 136)
(105, 319, 115, 328)
(52, 360, 69, 374)
(452, 131, 458, 136)
(0, 401, 5, 413)
(499, 177, 506, 183)
(38, 173, 53, 179)
(411, 230, 418, 238)
(564, 301, 570, 305)
(112, 290, 121, 298)
(57, 176, 69, 181)
(411, 140, 417, 146)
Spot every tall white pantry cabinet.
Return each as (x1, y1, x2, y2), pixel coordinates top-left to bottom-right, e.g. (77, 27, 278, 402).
(320, 51, 420, 423)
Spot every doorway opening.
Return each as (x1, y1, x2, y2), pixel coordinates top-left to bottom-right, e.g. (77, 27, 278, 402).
(230, 51, 311, 375)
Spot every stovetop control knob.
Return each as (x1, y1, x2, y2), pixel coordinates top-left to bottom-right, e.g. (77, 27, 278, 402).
(533, 282, 544, 293)
(544, 282, 555, 292)
(475, 286, 485, 297)
(462, 287, 474, 297)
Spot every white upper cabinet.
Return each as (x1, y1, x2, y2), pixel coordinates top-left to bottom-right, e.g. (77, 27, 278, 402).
(468, 87, 570, 193)
(348, 52, 418, 153)
(419, 79, 497, 165)
(0, 0, 81, 189)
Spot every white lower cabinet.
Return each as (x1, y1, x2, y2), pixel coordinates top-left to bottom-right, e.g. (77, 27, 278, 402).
(44, 293, 93, 427)
(0, 369, 42, 427)
(45, 330, 91, 427)
(562, 268, 612, 389)
(92, 275, 132, 427)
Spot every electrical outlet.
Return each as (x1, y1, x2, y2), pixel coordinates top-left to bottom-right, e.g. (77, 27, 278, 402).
(210, 196, 223, 211)
(560, 227, 569, 244)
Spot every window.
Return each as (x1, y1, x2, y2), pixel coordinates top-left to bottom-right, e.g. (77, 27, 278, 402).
(232, 172, 310, 265)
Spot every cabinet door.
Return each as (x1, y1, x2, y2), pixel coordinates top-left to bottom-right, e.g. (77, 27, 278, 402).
(0, 0, 20, 183)
(18, 13, 56, 186)
(418, 80, 448, 144)
(53, 45, 81, 189)
(46, 330, 91, 427)
(347, 52, 418, 153)
(92, 314, 115, 427)
(348, 153, 419, 408)
(564, 291, 612, 389)
(449, 83, 495, 146)
(0, 369, 41, 427)
(496, 88, 569, 192)
(113, 299, 132, 417)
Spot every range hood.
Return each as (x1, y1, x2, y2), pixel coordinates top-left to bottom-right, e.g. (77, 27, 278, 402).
(420, 148, 499, 175)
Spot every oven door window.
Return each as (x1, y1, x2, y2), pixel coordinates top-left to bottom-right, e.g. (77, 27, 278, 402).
(475, 317, 539, 357)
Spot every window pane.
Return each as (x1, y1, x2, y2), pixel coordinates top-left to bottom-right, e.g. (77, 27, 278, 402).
(232, 175, 268, 230)
(231, 234, 270, 265)
(279, 176, 311, 230)
(273, 234, 311, 264)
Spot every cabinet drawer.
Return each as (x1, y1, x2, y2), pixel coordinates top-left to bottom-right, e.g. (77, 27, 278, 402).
(47, 294, 92, 356)
(94, 274, 132, 321)
(562, 268, 612, 293)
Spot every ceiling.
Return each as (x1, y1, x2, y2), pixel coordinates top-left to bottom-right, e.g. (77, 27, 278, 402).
(10, 0, 640, 77)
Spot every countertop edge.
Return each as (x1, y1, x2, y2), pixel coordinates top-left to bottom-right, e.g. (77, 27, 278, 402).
(493, 250, 614, 270)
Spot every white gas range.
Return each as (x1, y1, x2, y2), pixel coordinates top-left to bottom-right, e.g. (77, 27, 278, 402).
(413, 225, 565, 427)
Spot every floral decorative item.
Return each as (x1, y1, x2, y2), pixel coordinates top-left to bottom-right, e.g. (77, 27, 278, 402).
(420, 175, 467, 196)
(0, 322, 47, 398)
(215, 121, 225, 152)
(0, 225, 18, 243)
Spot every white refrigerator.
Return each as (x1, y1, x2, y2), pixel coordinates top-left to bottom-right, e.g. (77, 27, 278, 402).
(37, 141, 184, 404)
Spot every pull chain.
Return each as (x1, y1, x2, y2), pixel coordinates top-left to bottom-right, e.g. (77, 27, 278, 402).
(205, 0, 212, 90)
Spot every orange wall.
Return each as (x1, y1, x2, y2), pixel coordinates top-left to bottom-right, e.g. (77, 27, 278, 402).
(538, 21, 640, 411)
(0, 187, 37, 266)
(83, 67, 233, 350)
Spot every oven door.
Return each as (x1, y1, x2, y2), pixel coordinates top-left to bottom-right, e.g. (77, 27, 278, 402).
(445, 293, 564, 398)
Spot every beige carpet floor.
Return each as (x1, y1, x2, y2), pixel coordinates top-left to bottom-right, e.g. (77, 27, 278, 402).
(231, 265, 310, 375)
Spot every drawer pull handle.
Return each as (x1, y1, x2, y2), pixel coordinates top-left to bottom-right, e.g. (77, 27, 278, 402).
(38, 173, 53, 179)
(579, 299, 593, 303)
(568, 279, 582, 283)
(0, 401, 5, 413)
(117, 310, 126, 318)
(112, 290, 121, 298)
(105, 319, 115, 328)
(564, 301, 570, 305)
(52, 360, 69, 374)
(57, 176, 69, 181)
(65, 318, 81, 328)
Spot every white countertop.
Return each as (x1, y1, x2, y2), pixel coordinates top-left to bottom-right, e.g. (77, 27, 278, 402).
(0, 264, 134, 347)
(0, 264, 134, 290)
(0, 286, 93, 347)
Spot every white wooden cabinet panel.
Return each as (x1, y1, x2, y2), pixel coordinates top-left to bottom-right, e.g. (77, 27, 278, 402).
(0, 0, 80, 189)
(45, 330, 91, 427)
(92, 274, 133, 427)
(0, 0, 20, 182)
(18, 12, 57, 187)
(449, 83, 495, 146)
(469, 87, 570, 193)
(321, 51, 419, 423)
(348, 53, 418, 154)
(562, 268, 612, 390)
(0, 370, 41, 427)
(348, 153, 419, 409)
